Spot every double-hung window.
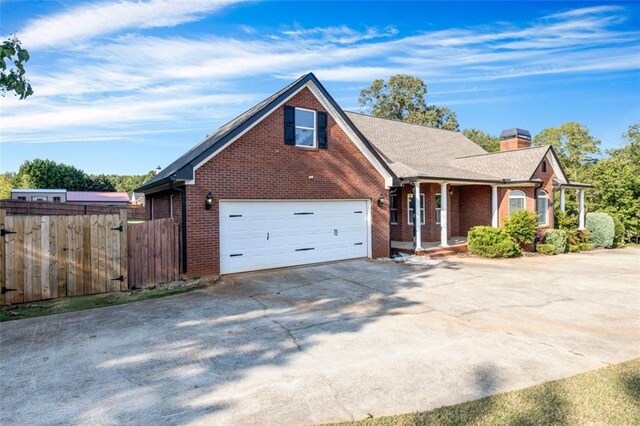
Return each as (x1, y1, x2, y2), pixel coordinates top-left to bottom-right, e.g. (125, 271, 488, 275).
(508, 190, 526, 216)
(408, 193, 425, 225)
(435, 193, 442, 224)
(389, 192, 398, 224)
(294, 108, 316, 147)
(537, 190, 548, 226)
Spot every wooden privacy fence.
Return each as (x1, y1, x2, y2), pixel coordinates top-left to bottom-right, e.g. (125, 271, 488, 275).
(0, 199, 145, 220)
(0, 210, 182, 305)
(127, 218, 181, 288)
(0, 209, 128, 306)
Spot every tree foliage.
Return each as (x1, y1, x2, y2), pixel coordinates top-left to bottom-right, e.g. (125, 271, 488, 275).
(1, 37, 33, 99)
(3, 159, 158, 198)
(13, 159, 115, 191)
(359, 74, 459, 131)
(0, 173, 14, 199)
(532, 122, 600, 180)
(462, 129, 500, 152)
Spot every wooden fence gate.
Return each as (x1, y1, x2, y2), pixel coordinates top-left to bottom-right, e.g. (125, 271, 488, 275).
(0, 209, 128, 306)
(127, 219, 181, 288)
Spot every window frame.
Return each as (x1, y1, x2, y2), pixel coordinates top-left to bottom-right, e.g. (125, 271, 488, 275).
(541, 160, 547, 173)
(389, 192, 399, 225)
(294, 107, 317, 148)
(537, 190, 549, 226)
(17, 196, 26, 201)
(53, 196, 61, 203)
(508, 190, 526, 216)
(32, 196, 48, 201)
(435, 193, 442, 225)
(407, 193, 426, 225)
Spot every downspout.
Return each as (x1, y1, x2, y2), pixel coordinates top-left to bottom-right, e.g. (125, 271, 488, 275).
(169, 175, 188, 275)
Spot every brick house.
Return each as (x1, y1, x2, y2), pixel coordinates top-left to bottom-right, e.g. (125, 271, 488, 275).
(138, 73, 590, 276)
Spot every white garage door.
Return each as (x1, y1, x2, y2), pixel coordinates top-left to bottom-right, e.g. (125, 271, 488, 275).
(220, 200, 369, 274)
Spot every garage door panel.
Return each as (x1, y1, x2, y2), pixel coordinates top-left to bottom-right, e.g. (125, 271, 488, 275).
(220, 200, 369, 274)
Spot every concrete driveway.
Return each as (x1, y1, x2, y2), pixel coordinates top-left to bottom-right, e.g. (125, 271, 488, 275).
(1, 248, 639, 425)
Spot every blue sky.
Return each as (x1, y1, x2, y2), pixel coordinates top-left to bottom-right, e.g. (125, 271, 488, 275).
(1, 0, 639, 175)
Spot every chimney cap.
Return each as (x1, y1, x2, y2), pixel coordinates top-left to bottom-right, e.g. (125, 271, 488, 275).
(500, 128, 531, 140)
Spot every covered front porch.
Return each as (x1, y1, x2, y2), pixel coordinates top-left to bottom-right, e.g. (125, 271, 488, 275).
(389, 179, 499, 255)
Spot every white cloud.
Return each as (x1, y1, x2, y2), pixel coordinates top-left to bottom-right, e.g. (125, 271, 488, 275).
(3, 3, 638, 148)
(281, 25, 399, 44)
(17, 0, 244, 49)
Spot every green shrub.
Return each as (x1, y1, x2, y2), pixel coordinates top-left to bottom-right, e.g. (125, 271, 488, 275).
(555, 210, 578, 230)
(467, 226, 522, 258)
(612, 216, 625, 247)
(503, 210, 538, 246)
(544, 229, 568, 254)
(586, 212, 615, 248)
(568, 244, 581, 253)
(578, 242, 593, 251)
(536, 243, 557, 255)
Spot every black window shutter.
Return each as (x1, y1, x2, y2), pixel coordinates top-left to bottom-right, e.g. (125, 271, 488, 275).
(317, 111, 328, 149)
(284, 106, 295, 145)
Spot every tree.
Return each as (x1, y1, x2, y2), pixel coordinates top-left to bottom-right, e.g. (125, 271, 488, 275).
(608, 123, 640, 165)
(359, 74, 459, 131)
(532, 122, 600, 180)
(13, 159, 115, 191)
(0, 173, 14, 199)
(462, 129, 500, 152)
(1, 37, 33, 99)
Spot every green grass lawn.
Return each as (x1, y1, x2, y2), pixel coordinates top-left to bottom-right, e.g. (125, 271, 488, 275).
(0, 282, 204, 322)
(331, 358, 640, 426)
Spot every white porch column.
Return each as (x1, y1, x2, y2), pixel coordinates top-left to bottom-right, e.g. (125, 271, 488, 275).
(440, 182, 448, 247)
(414, 182, 423, 251)
(578, 189, 585, 229)
(560, 187, 566, 212)
(491, 185, 498, 228)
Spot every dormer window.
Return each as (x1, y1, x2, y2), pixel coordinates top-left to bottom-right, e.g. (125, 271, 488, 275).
(294, 108, 316, 147)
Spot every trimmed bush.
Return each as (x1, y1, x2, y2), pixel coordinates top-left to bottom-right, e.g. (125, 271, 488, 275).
(503, 210, 538, 247)
(569, 244, 581, 253)
(536, 243, 556, 255)
(612, 216, 625, 248)
(467, 226, 522, 258)
(578, 242, 593, 251)
(586, 212, 615, 248)
(544, 229, 568, 254)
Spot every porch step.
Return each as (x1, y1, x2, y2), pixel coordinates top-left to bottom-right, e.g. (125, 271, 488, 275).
(415, 244, 468, 258)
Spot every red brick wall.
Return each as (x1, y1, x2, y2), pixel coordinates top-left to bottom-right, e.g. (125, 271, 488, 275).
(146, 190, 182, 221)
(500, 137, 531, 151)
(497, 156, 556, 239)
(458, 185, 492, 236)
(155, 87, 388, 276)
(390, 183, 460, 243)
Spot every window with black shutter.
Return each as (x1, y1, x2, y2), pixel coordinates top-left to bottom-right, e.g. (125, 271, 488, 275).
(317, 111, 327, 149)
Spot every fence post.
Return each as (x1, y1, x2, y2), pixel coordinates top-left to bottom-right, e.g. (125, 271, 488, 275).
(120, 209, 128, 291)
(0, 209, 5, 306)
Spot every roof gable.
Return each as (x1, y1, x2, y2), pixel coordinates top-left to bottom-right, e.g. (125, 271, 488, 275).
(139, 73, 394, 192)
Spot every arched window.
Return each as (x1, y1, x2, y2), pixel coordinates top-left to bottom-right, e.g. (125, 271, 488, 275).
(537, 190, 548, 225)
(509, 190, 526, 215)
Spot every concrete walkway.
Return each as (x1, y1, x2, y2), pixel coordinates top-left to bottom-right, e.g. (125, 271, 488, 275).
(1, 248, 639, 425)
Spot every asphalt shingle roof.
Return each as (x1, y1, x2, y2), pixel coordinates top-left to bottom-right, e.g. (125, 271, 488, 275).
(138, 74, 558, 192)
(346, 112, 550, 182)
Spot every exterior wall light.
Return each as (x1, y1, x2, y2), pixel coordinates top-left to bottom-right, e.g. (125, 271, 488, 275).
(377, 194, 385, 208)
(205, 192, 213, 210)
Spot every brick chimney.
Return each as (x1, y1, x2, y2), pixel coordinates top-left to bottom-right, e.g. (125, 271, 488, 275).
(500, 128, 531, 151)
